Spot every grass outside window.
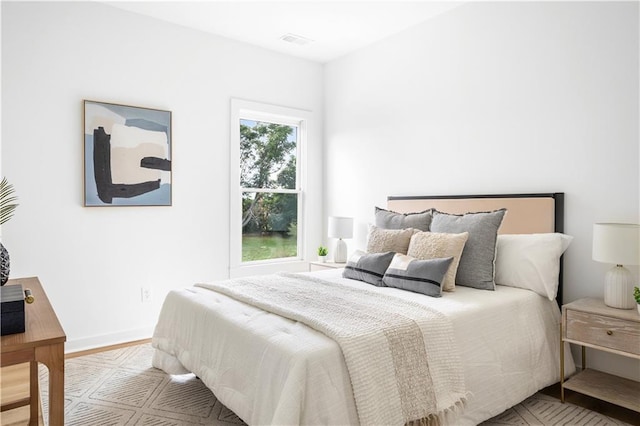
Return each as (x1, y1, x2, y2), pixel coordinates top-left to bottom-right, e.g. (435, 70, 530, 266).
(242, 234, 297, 262)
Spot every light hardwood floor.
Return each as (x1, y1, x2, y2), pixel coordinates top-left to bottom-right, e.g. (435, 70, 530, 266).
(0, 364, 36, 426)
(0, 339, 150, 426)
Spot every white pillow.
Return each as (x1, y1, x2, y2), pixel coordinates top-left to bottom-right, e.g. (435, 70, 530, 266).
(407, 231, 469, 292)
(495, 233, 573, 300)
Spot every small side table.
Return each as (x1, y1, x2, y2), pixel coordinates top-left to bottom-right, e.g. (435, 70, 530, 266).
(309, 261, 346, 272)
(1, 277, 66, 425)
(561, 297, 640, 413)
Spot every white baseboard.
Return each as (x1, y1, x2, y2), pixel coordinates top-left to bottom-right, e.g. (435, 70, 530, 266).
(65, 326, 154, 354)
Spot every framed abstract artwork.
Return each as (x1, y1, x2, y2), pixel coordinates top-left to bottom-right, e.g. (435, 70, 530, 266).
(84, 100, 172, 206)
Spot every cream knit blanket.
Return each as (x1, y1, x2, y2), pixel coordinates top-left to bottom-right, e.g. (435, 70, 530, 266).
(197, 273, 467, 426)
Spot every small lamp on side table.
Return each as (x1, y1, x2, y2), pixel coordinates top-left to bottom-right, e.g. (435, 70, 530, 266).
(592, 223, 640, 309)
(328, 216, 353, 263)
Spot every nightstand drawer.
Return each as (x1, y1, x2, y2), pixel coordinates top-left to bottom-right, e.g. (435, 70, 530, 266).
(565, 310, 640, 356)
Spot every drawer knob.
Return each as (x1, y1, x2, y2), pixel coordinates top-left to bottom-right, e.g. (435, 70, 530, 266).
(606, 330, 613, 336)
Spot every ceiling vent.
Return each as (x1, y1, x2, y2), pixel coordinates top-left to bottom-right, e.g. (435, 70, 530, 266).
(280, 33, 314, 46)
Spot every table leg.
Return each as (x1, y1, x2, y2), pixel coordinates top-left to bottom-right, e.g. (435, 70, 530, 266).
(29, 361, 39, 426)
(560, 323, 565, 403)
(35, 343, 64, 426)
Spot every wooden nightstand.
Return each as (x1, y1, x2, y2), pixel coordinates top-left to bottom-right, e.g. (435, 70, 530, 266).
(309, 261, 346, 271)
(561, 298, 640, 412)
(1, 277, 66, 425)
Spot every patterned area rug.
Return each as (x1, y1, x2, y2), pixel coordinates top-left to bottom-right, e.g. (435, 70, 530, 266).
(40, 344, 244, 425)
(40, 343, 631, 426)
(481, 393, 631, 426)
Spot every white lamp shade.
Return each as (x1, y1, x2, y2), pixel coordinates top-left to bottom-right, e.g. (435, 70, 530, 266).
(592, 223, 640, 266)
(328, 216, 354, 239)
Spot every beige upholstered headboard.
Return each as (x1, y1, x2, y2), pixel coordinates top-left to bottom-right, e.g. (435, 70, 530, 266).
(387, 194, 563, 235)
(386, 193, 566, 303)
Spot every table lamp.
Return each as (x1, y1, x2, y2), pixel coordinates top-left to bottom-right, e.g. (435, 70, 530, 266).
(592, 223, 640, 309)
(328, 216, 353, 263)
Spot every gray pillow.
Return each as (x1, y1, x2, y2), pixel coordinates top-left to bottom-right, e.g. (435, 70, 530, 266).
(430, 209, 506, 290)
(342, 250, 395, 286)
(375, 207, 432, 231)
(382, 254, 453, 297)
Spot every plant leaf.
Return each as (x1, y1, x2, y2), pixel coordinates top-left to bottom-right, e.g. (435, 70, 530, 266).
(0, 177, 19, 225)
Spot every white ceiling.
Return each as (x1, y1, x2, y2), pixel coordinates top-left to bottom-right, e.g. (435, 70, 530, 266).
(105, 1, 463, 63)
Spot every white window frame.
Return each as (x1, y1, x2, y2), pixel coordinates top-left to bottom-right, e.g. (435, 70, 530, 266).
(229, 99, 309, 276)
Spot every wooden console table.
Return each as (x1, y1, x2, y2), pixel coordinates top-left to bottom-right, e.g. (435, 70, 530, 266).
(1, 277, 66, 425)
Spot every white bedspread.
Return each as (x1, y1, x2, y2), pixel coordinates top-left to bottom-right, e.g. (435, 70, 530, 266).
(196, 272, 466, 425)
(152, 269, 575, 426)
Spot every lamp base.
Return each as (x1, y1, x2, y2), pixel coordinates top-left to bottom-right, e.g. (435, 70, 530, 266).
(604, 265, 635, 309)
(334, 239, 347, 263)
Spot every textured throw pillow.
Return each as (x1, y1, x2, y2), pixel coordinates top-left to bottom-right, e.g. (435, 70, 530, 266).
(366, 225, 417, 254)
(342, 250, 395, 287)
(495, 233, 573, 300)
(374, 207, 432, 231)
(382, 254, 453, 297)
(430, 209, 507, 290)
(407, 231, 469, 292)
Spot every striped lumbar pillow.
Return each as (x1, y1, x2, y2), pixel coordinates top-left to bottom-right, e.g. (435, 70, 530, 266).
(382, 254, 453, 297)
(343, 250, 395, 286)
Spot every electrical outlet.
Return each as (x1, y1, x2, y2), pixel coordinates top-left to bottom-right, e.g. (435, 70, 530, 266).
(141, 286, 152, 303)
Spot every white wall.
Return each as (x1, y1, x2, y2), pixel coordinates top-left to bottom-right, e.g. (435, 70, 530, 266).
(1, 1, 324, 351)
(325, 2, 639, 380)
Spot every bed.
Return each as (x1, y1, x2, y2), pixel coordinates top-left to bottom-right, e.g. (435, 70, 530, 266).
(152, 193, 575, 425)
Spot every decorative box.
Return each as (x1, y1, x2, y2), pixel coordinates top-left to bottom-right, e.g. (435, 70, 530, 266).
(1, 284, 25, 335)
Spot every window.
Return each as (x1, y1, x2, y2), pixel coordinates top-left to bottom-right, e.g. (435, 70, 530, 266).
(230, 100, 308, 271)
